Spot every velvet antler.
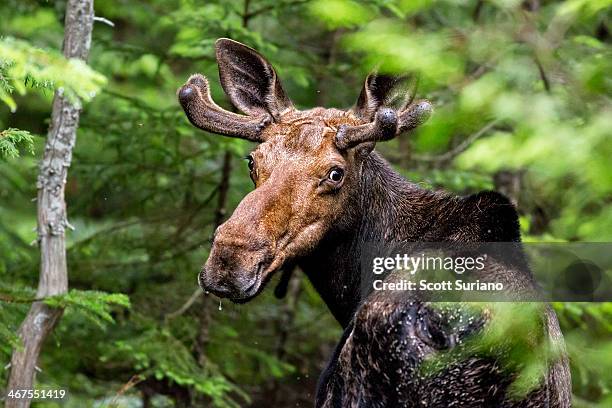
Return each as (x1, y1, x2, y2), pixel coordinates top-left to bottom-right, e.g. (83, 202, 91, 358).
(397, 100, 433, 134)
(178, 74, 271, 141)
(335, 108, 398, 150)
(177, 39, 295, 142)
(334, 101, 432, 150)
(333, 72, 433, 150)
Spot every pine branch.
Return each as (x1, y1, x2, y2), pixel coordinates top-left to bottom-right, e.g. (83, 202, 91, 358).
(0, 128, 34, 159)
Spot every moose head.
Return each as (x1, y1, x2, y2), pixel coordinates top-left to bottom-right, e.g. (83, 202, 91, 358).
(178, 38, 432, 302)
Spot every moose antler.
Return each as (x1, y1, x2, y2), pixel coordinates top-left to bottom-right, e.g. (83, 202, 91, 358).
(178, 39, 295, 142)
(334, 100, 433, 150)
(335, 108, 398, 150)
(178, 74, 271, 142)
(397, 100, 433, 134)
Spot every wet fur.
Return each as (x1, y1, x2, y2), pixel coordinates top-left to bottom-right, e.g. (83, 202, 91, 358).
(303, 153, 571, 408)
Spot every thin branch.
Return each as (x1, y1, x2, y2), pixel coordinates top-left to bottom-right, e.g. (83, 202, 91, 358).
(0, 294, 45, 304)
(534, 55, 551, 93)
(106, 375, 144, 408)
(412, 120, 500, 163)
(93, 16, 115, 27)
(165, 289, 203, 320)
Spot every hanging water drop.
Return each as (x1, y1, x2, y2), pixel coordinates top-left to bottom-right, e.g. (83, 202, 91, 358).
(218, 301, 223, 311)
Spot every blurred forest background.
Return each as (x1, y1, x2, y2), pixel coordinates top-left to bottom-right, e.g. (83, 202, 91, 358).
(0, 0, 610, 407)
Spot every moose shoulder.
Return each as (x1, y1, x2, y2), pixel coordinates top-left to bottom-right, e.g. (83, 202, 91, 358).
(178, 38, 571, 408)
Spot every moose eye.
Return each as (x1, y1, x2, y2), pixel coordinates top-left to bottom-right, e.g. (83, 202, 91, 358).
(328, 168, 344, 183)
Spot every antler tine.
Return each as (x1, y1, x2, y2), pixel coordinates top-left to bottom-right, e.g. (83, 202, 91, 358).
(334, 101, 433, 150)
(398, 100, 433, 134)
(177, 74, 271, 142)
(335, 108, 398, 150)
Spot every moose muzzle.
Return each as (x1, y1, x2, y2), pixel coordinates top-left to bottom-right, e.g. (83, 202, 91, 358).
(199, 220, 272, 301)
(199, 182, 291, 301)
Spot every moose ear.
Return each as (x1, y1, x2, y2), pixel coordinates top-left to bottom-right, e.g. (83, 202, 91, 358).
(215, 38, 294, 120)
(353, 73, 413, 121)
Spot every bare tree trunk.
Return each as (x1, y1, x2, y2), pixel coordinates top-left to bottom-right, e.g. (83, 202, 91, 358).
(6, 2, 94, 406)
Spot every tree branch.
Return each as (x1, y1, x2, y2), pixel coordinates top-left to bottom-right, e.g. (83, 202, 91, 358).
(0, 294, 45, 304)
(165, 289, 202, 321)
(534, 55, 551, 93)
(411, 120, 499, 164)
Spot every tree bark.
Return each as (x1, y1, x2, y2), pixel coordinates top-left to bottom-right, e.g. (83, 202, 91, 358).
(6, 1, 94, 407)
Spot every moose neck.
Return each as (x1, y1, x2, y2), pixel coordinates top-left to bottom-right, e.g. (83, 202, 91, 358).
(300, 152, 441, 327)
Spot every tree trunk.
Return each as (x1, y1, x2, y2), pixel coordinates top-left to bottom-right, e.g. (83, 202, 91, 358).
(6, 1, 94, 407)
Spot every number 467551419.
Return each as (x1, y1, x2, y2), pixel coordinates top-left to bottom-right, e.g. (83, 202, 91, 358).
(6, 389, 66, 399)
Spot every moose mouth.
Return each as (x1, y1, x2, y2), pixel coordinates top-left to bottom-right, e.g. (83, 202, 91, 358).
(231, 262, 269, 303)
(200, 260, 281, 304)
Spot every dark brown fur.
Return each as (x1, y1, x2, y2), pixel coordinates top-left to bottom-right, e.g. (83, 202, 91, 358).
(177, 38, 571, 408)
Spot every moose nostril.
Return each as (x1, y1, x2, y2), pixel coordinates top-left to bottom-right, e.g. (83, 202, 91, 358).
(199, 273, 232, 297)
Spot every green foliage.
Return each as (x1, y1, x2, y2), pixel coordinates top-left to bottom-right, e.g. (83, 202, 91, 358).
(309, 0, 372, 29)
(553, 302, 612, 406)
(104, 327, 250, 408)
(44, 289, 130, 328)
(0, 304, 25, 352)
(0, 128, 34, 159)
(0, 287, 129, 360)
(0, 281, 35, 354)
(0, 37, 106, 111)
(0, 0, 610, 406)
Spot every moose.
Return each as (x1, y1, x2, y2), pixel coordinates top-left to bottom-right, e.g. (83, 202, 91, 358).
(178, 39, 571, 407)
